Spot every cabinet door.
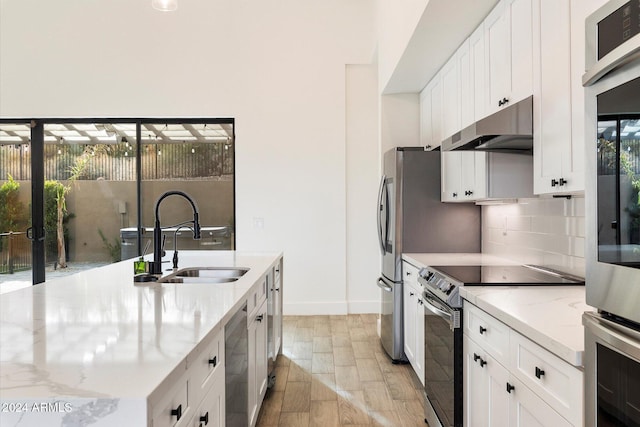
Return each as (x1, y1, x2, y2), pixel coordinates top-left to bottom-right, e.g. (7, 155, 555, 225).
(256, 301, 269, 403)
(459, 39, 474, 129)
(508, 377, 572, 427)
(414, 293, 425, 386)
(273, 261, 283, 356)
(420, 75, 443, 150)
(420, 85, 433, 149)
(464, 335, 510, 427)
(441, 151, 462, 202)
(459, 152, 486, 201)
(509, 0, 534, 106)
(471, 23, 487, 121)
(191, 372, 225, 427)
(248, 299, 268, 427)
(533, 0, 572, 195)
(441, 53, 460, 140)
(403, 281, 417, 365)
(485, 0, 511, 115)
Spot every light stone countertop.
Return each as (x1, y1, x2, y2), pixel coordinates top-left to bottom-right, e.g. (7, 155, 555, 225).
(0, 250, 281, 401)
(402, 253, 591, 367)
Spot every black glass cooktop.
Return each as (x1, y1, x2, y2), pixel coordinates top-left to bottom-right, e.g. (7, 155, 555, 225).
(432, 265, 584, 285)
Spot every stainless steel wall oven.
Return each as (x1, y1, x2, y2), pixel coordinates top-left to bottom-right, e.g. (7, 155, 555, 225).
(583, 1, 640, 425)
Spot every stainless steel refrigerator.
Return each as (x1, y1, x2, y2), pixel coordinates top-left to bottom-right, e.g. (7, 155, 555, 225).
(376, 147, 481, 362)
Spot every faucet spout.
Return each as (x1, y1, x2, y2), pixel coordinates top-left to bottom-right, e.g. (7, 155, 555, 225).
(152, 191, 201, 275)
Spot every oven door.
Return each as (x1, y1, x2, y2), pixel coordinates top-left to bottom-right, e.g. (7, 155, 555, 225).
(423, 290, 462, 427)
(586, 69, 640, 324)
(583, 311, 640, 427)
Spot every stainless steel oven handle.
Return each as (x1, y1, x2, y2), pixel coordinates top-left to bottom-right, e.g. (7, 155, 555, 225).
(584, 312, 640, 360)
(377, 278, 393, 293)
(423, 292, 453, 325)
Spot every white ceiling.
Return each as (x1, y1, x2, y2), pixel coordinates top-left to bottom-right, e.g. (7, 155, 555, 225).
(0, 123, 234, 145)
(383, 0, 499, 94)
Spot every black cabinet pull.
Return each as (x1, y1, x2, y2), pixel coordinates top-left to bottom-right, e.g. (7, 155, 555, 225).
(171, 404, 182, 420)
(200, 412, 209, 426)
(275, 288, 280, 292)
(418, 299, 423, 305)
(473, 353, 480, 362)
(551, 178, 559, 187)
(465, 190, 474, 196)
(506, 383, 515, 393)
(479, 326, 487, 334)
(209, 356, 217, 367)
(559, 178, 567, 186)
(256, 314, 264, 322)
(498, 97, 510, 107)
(479, 358, 487, 367)
(535, 366, 545, 379)
(409, 292, 414, 296)
(452, 192, 458, 197)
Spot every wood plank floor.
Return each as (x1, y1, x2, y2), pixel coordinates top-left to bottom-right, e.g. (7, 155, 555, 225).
(256, 314, 428, 427)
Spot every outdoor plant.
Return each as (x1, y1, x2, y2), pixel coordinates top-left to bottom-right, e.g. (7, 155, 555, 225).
(0, 174, 28, 233)
(98, 229, 122, 263)
(0, 174, 29, 251)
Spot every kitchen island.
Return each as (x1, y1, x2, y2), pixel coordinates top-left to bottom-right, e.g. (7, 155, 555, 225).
(0, 250, 282, 426)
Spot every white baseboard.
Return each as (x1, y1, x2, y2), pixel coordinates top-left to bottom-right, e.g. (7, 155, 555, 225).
(283, 300, 379, 315)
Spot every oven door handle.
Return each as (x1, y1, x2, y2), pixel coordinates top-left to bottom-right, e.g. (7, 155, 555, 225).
(423, 292, 454, 328)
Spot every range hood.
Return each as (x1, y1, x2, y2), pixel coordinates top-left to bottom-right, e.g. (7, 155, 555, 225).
(441, 95, 533, 152)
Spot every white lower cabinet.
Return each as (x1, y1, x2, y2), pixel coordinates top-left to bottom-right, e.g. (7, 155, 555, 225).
(189, 365, 225, 427)
(402, 261, 425, 386)
(248, 298, 268, 427)
(463, 303, 582, 427)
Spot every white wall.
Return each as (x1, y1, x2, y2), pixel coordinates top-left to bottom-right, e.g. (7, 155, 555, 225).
(482, 197, 586, 277)
(0, 0, 378, 315)
(346, 64, 380, 313)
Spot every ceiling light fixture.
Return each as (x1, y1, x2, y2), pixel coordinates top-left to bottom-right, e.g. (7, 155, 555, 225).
(152, 0, 177, 12)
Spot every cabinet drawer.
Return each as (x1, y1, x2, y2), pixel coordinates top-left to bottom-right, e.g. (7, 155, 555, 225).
(189, 372, 225, 427)
(152, 378, 190, 427)
(247, 275, 268, 316)
(464, 303, 510, 365)
(189, 329, 224, 404)
(403, 261, 420, 288)
(509, 331, 582, 426)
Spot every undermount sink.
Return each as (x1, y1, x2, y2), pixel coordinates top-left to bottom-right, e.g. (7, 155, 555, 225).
(160, 276, 239, 284)
(176, 267, 249, 279)
(157, 267, 249, 284)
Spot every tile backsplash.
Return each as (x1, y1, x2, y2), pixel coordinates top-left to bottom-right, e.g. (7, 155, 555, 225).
(482, 197, 585, 277)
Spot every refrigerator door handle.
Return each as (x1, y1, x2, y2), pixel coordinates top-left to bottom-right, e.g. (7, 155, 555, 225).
(377, 278, 393, 292)
(377, 175, 387, 254)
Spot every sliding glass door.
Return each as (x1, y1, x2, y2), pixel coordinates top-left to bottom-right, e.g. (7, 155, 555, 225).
(0, 119, 235, 291)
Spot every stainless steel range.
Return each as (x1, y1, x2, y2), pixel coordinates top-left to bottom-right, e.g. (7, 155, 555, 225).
(418, 264, 584, 427)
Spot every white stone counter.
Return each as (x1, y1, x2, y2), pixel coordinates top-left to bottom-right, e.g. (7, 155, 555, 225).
(402, 253, 591, 367)
(0, 250, 281, 425)
(460, 285, 592, 367)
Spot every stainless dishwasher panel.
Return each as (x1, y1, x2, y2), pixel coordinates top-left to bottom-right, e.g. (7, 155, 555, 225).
(225, 303, 248, 426)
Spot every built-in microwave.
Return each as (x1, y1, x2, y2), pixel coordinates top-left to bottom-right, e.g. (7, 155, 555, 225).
(583, 1, 640, 426)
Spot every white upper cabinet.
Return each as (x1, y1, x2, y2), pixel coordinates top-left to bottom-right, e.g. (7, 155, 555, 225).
(442, 39, 473, 139)
(442, 53, 461, 140)
(419, 72, 443, 150)
(442, 151, 534, 203)
(532, 0, 596, 195)
(471, 24, 486, 123)
(484, 0, 533, 117)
